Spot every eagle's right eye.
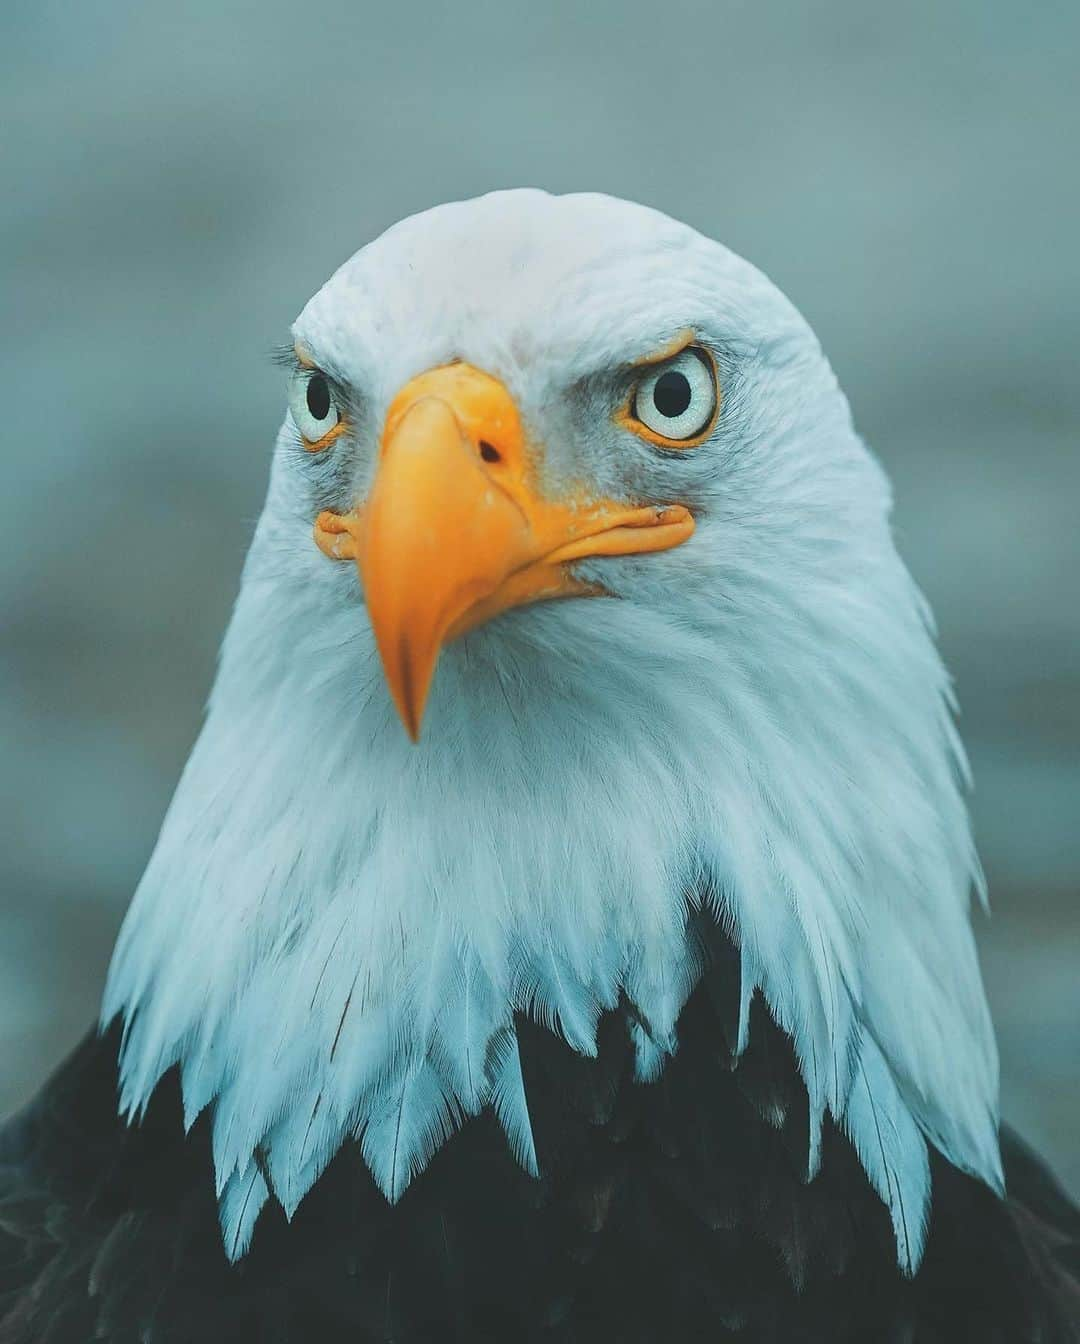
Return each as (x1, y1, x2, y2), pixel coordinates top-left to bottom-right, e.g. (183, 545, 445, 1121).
(288, 368, 341, 448)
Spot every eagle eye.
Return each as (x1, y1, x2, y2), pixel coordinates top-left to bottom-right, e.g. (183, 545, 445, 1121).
(628, 347, 718, 446)
(288, 368, 340, 447)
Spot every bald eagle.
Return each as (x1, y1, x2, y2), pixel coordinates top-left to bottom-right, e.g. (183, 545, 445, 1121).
(2, 191, 1077, 1342)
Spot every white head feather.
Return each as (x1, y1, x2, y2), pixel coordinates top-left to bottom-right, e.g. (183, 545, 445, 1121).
(103, 189, 1001, 1268)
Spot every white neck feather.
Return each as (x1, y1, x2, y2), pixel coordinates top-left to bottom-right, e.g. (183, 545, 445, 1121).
(103, 435, 1001, 1269)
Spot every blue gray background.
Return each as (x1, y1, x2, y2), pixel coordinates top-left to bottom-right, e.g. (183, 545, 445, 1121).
(2, 1, 1077, 1193)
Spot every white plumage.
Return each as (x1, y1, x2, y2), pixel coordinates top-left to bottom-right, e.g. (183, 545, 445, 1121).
(102, 189, 1001, 1270)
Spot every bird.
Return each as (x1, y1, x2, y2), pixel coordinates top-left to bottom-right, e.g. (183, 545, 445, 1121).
(1, 188, 1078, 1343)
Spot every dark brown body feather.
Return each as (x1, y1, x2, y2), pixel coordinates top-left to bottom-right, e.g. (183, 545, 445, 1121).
(2, 916, 1078, 1342)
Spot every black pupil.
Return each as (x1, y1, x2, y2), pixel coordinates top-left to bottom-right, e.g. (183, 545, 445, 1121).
(306, 374, 331, 421)
(653, 370, 692, 419)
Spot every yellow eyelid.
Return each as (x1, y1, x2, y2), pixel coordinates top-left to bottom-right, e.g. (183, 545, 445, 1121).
(630, 328, 699, 368)
(302, 418, 347, 453)
(614, 339, 721, 450)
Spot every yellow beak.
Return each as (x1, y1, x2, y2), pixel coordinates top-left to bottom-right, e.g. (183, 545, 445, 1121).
(314, 363, 694, 739)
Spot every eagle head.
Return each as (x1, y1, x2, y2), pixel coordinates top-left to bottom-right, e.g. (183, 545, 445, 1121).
(104, 190, 1000, 1267)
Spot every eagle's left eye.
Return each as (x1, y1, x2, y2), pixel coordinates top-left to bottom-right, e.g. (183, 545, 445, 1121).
(629, 347, 717, 445)
(288, 368, 340, 445)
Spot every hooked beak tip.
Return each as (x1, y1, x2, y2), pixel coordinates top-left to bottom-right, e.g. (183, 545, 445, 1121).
(384, 631, 432, 744)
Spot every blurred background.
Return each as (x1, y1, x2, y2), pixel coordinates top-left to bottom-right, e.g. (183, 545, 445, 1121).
(1, 0, 1077, 1192)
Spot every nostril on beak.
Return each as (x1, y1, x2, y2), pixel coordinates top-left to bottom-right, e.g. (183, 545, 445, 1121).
(478, 440, 501, 464)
